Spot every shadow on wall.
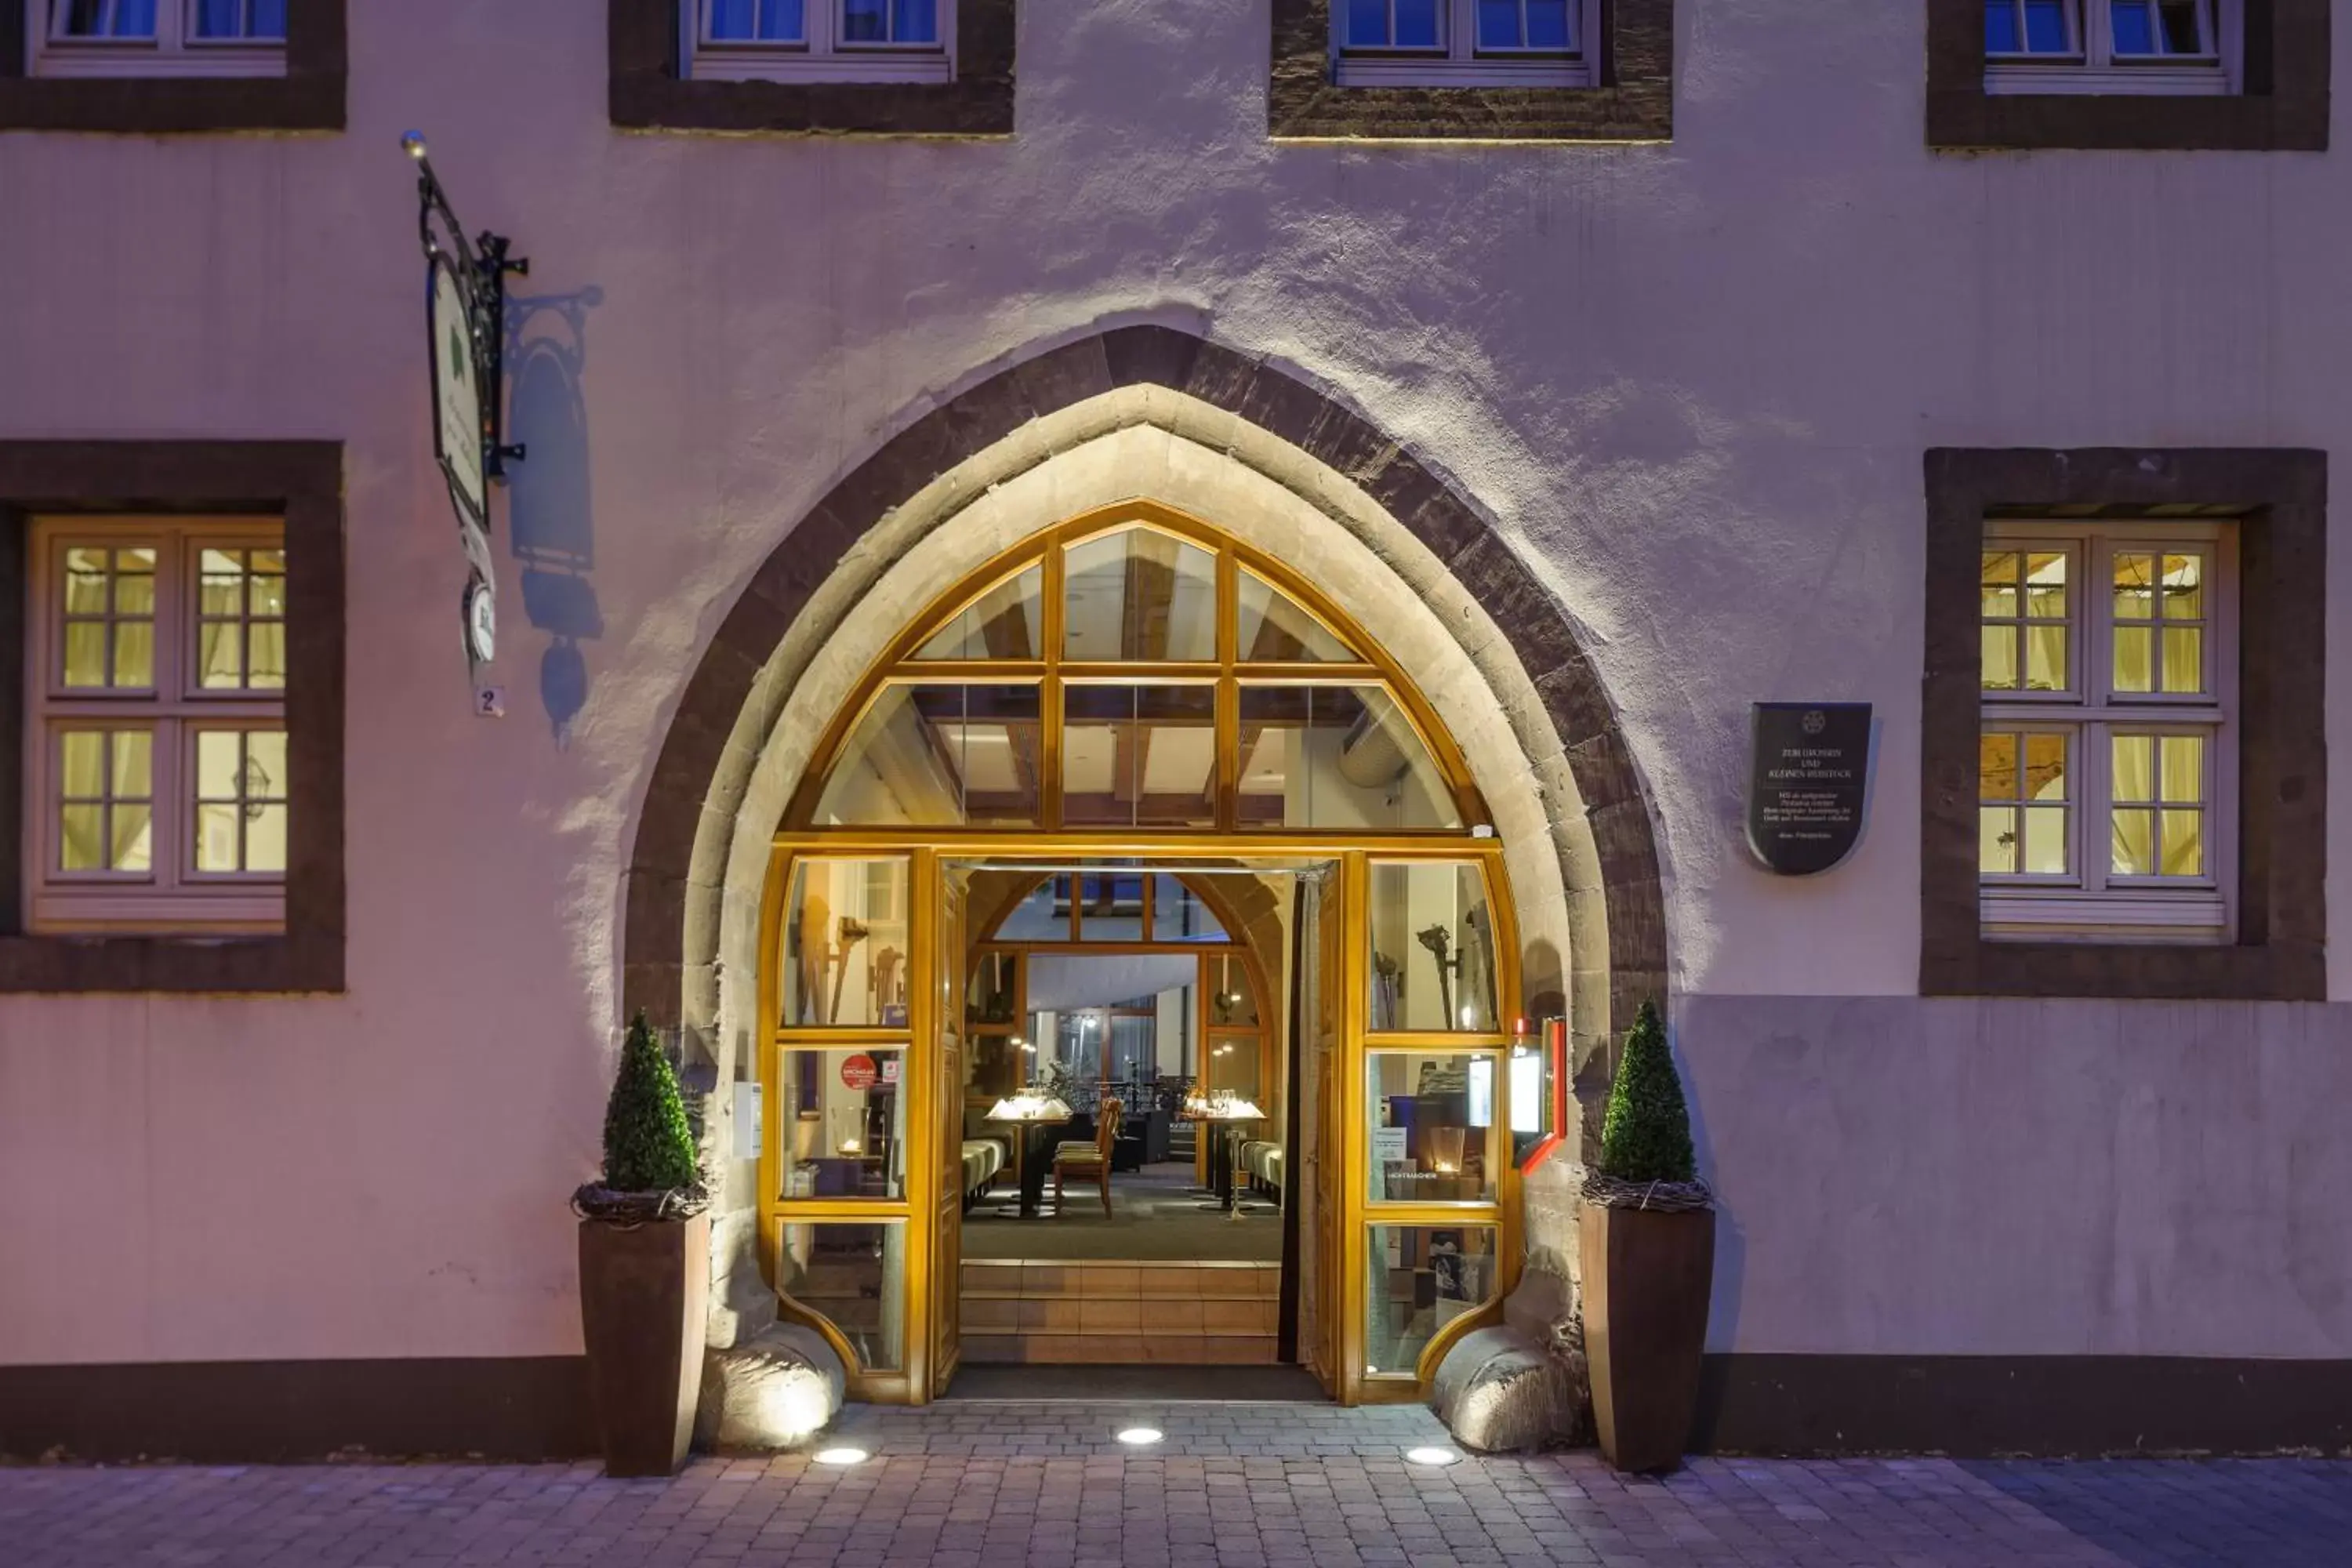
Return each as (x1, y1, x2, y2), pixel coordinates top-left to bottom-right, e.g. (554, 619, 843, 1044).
(504, 285, 605, 744)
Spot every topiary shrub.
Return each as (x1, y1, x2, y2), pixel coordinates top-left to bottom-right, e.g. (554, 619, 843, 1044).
(597, 1011, 701, 1198)
(1595, 999, 1696, 1185)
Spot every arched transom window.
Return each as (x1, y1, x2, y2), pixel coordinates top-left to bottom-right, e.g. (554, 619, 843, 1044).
(792, 505, 1484, 834)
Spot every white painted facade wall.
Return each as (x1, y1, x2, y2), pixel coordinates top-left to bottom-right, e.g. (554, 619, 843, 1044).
(1, 1, 2347, 1368)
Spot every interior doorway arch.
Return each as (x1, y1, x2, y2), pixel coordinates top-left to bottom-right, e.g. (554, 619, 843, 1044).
(619, 324, 1668, 1400)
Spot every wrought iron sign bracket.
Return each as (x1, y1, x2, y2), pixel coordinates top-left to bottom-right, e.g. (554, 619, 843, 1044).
(474, 230, 530, 474)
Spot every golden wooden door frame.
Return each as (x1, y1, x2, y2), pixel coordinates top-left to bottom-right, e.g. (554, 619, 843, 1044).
(756, 503, 1531, 1406)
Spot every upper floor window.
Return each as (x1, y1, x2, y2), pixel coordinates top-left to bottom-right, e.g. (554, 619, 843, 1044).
(1978, 520, 2235, 943)
(686, 0, 953, 84)
(31, 0, 287, 78)
(1984, 0, 2239, 95)
(23, 517, 289, 934)
(1336, 0, 1599, 87)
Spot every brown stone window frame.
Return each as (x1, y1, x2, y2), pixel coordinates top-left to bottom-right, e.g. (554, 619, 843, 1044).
(610, 0, 1015, 136)
(1269, 0, 1671, 143)
(1926, 0, 2328, 151)
(0, 442, 345, 993)
(0, 0, 344, 133)
(1922, 448, 2325, 1001)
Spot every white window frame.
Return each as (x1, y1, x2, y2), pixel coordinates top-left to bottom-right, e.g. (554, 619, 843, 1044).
(1979, 519, 2238, 943)
(28, 0, 287, 80)
(682, 0, 955, 85)
(23, 516, 289, 935)
(1984, 0, 2241, 97)
(1335, 0, 1601, 89)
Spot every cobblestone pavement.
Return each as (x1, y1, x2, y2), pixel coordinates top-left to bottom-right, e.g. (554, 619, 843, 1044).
(5, 1400, 2348, 1567)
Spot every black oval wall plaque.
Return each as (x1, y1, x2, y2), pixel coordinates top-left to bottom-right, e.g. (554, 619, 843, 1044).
(1748, 702, 1872, 875)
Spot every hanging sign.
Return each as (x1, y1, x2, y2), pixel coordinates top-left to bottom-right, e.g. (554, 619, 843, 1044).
(401, 130, 526, 702)
(840, 1054, 879, 1092)
(427, 256, 488, 538)
(1747, 702, 1872, 875)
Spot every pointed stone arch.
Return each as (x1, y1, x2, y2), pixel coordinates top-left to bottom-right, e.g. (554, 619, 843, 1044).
(622, 325, 1666, 1147)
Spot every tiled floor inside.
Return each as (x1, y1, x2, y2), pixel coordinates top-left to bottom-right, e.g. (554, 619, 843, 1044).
(6, 1400, 2349, 1567)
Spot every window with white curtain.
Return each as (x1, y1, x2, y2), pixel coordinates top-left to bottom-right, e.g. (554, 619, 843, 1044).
(686, 0, 954, 84)
(30, 0, 286, 78)
(1335, 0, 1601, 88)
(1979, 521, 2236, 942)
(1983, 0, 2240, 95)
(23, 517, 289, 934)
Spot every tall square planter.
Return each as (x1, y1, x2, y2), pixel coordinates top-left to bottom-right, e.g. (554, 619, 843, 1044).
(579, 1213, 710, 1477)
(1580, 1202, 1714, 1473)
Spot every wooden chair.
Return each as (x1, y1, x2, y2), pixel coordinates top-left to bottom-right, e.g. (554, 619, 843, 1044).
(1051, 1097, 1121, 1218)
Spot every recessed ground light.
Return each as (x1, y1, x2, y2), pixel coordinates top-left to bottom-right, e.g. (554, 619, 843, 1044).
(813, 1446, 869, 1466)
(1405, 1446, 1461, 1467)
(1116, 1427, 1163, 1446)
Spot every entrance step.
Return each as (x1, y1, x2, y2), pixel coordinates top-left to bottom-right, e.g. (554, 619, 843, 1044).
(960, 1259, 1279, 1366)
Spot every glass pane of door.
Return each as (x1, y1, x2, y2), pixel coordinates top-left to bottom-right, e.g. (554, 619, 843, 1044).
(1236, 568, 1358, 662)
(913, 564, 1043, 660)
(778, 1047, 908, 1199)
(1366, 862, 1497, 1033)
(1062, 527, 1218, 662)
(1061, 684, 1217, 827)
(779, 1221, 907, 1373)
(1237, 685, 1461, 830)
(1363, 1225, 1499, 1377)
(1366, 1052, 1499, 1203)
(782, 858, 913, 1028)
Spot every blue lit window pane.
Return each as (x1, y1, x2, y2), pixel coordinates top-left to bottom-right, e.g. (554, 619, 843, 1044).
(64, 0, 160, 38)
(893, 0, 937, 44)
(193, 0, 238, 37)
(1396, 0, 1442, 49)
(706, 0, 757, 38)
(1526, 0, 1572, 49)
(1477, 0, 1519, 49)
(843, 0, 885, 43)
(707, 0, 803, 40)
(770, 0, 806, 38)
(2023, 0, 2069, 52)
(1346, 0, 1388, 46)
(252, 0, 286, 38)
(1984, 2, 2021, 53)
(2110, 0, 2155, 53)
